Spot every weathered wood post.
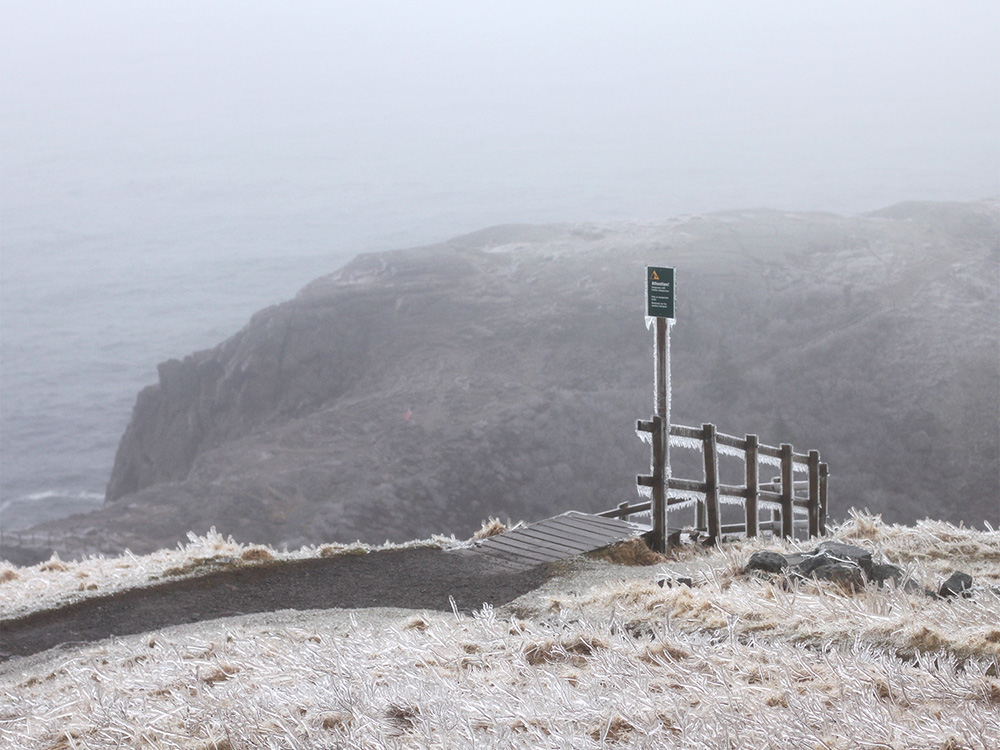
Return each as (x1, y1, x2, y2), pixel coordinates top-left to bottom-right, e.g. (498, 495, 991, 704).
(780, 443, 795, 538)
(745, 434, 759, 537)
(653, 319, 669, 551)
(807, 449, 821, 537)
(819, 462, 829, 535)
(644, 267, 675, 552)
(702, 423, 721, 541)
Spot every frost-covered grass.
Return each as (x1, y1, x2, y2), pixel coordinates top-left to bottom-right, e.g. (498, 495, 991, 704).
(2, 513, 999, 749)
(0, 528, 461, 621)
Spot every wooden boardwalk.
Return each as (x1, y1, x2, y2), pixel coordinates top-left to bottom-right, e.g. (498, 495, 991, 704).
(458, 511, 650, 571)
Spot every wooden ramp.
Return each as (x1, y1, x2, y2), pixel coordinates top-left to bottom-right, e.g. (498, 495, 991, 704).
(460, 511, 650, 571)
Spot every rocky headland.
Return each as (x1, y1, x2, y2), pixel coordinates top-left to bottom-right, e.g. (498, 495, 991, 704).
(18, 200, 1000, 559)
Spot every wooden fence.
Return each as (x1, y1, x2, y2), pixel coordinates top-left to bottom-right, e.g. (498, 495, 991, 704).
(600, 421, 828, 545)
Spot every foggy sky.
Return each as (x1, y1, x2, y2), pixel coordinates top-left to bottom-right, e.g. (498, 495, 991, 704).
(0, 1, 998, 515)
(3, 0, 998, 229)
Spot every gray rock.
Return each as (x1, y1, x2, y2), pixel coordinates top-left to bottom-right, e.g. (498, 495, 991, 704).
(804, 562, 865, 590)
(809, 541, 873, 578)
(745, 551, 790, 574)
(657, 576, 694, 588)
(938, 571, 974, 598)
(870, 563, 904, 585)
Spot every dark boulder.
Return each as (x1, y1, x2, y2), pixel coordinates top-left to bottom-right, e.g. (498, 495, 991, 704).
(869, 563, 903, 585)
(744, 550, 790, 575)
(808, 541, 873, 578)
(805, 562, 866, 590)
(938, 571, 974, 598)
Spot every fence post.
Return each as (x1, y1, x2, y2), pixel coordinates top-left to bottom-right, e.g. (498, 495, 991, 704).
(819, 462, 829, 535)
(702, 423, 721, 542)
(780, 443, 794, 539)
(807, 450, 820, 537)
(650, 415, 666, 552)
(745, 434, 759, 537)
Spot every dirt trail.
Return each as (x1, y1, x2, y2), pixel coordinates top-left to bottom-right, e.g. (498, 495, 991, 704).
(0, 547, 552, 661)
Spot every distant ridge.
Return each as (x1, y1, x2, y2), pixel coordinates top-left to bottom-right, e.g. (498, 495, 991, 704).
(28, 200, 999, 557)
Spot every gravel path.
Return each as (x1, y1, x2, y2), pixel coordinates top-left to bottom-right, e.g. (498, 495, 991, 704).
(0, 547, 554, 661)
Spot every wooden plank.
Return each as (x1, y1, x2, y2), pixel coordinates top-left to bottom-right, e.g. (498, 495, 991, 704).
(522, 516, 644, 549)
(745, 433, 759, 538)
(556, 511, 646, 535)
(498, 527, 606, 555)
(716, 432, 747, 451)
(668, 477, 707, 494)
(758, 444, 783, 459)
(479, 531, 584, 557)
(514, 520, 628, 547)
(780, 443, 794, 539)
(598, 501, 652, 519)
(477, 536, 568, 562)
(475, 532, 568, 557)
(541, 511, 641, 539)
(670, 424, 703, 439)
(463, 511, 651, 572)
(531, 520, 638, 549)
(819, 463, 829, 535)
(703, 423, 721, 541)
(484, 526, 632, 554)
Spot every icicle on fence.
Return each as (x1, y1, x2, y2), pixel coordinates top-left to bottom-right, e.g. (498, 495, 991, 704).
(599, 422, 828, 545)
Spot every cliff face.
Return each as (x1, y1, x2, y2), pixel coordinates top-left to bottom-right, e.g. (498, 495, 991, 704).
(48, 202, 1000, 555)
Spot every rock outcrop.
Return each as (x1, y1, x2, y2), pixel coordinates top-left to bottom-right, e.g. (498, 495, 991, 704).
(27, 202, 1000, 556)
(744, 543, 975, 596)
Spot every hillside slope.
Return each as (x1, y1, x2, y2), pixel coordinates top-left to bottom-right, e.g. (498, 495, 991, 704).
(2, 516, 998, 749)
(30, 201, 1000, 556)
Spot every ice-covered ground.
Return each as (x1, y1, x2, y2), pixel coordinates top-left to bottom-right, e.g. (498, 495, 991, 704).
(1, 513, 998, 749)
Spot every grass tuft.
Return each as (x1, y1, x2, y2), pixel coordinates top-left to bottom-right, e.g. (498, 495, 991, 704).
(472, 517, 511, 540)
(587, 537, 669, 566)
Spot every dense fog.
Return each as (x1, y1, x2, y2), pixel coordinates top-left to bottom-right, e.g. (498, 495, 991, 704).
(1, 1, 997, 529)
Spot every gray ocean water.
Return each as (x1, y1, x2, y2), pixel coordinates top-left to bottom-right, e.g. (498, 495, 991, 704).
(2, 2, 998, 532)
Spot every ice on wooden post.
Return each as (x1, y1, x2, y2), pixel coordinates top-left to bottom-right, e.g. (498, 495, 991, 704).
(670, 435, 704, 452)
(717, 442, 746, 460)
(720, 494, 747, 506)
(666, 490, 702, 509)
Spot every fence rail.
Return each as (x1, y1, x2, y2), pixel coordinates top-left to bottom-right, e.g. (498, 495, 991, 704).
(600, 422, 828, 544)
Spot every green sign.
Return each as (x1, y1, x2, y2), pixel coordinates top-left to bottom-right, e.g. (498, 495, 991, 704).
(646, 266, 675, 318)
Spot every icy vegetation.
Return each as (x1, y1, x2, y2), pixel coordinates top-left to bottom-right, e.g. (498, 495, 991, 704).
(2, 513, 999, 749)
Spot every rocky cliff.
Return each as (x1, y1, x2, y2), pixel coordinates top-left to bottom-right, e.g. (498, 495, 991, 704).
(37, 202, 1000, 555)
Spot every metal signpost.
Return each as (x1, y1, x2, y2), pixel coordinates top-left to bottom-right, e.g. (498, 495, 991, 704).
(645, 267, 674, 552)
